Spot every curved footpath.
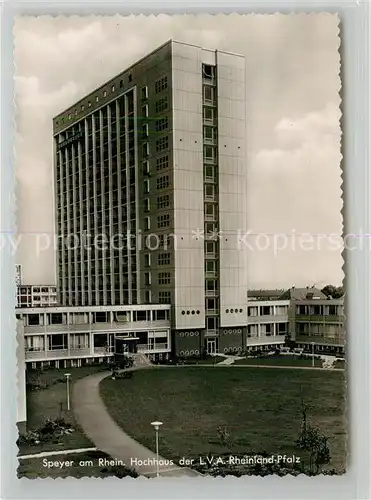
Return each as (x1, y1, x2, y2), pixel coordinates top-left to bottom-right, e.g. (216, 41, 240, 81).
(72, 369, 201, 478)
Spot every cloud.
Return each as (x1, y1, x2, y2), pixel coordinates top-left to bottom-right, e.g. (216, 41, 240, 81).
(14, 14, 342, 287)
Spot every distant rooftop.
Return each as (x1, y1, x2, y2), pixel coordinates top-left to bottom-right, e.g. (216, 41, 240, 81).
(279, 287, 327, 301)
(247, 290, 285, 300)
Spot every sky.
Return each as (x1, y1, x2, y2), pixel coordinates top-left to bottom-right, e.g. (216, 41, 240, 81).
(14, 14, 342, 289)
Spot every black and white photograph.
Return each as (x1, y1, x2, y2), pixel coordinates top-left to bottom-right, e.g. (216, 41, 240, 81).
(13, 13, 345, 479)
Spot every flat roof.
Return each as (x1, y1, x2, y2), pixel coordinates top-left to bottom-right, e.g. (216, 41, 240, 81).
(17, 304, 171, 314)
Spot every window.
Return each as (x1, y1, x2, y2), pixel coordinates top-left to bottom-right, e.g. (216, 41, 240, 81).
(155, 96, 168, 113)
(157, 194, 170, 209)
(205, 241, 216, 255)
(141, 86, 148, 100)
(206, 298, 216, 310)
(328, 305, 337, 315)
(143, 160, 150, 175)
(203, 64, 215, 79)
(205, 260, 217, 274)
(119, 79, 123, 88)
(68, 113, 72, 120)
(248, 307, 258, 317)
(145, 290, 152, 303)
(205, 165, 216, 181)
(261, 306, 271, 316)
(204, 126, 216, 141)
(205, 204, 215, 219)
(156, 155, 169, 171)
(206, 279, 217, 293)
(103, 90, 107, 97)
(144, 217, 151, 231)
(158, 272, 171, 285)
(155, 117, 169, 132)
(81, 105, 85, 111)
(204, 145, 216, 161)
(144, 272, 151, 286)
(203, 86, 215, 103)
(128, 74, 132, 82)
(156, 309, 169, 320)
(158, 252, 170, 266)
(142, 124, 149, 138)
(74, 109, 78, 115)
(144, 254, 151, 267)
(142, 105, 149, 117)
(205, 184, 215, 200)
(278, 323, 287, 334)
(143, 143, 150, 157)
(134, 310, 148, 321)
(156, 136, 169, 152)
(144, 198, 150, 212)
(157, 213, 170, 228)
(207, 317, 217, 330)
(159, 291, 171, 303)
(144, 179, 150, 194)
(111, 85, 115, 92)
(95, 96, 99, 102)
(155, 76, 168, 93)
(156, 175, 169, 190)
(203, 107, 215, 123)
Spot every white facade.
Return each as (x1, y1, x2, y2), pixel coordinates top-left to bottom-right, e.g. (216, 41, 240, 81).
(246, 300, 289, 347)
(171, 41, 247, 331)
(17, 304, 171, 366)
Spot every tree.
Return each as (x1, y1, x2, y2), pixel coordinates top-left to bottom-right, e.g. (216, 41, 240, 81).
(217, 425, 232, 448)
(321, 285, 344, 299)
(296, 398, 331, 474)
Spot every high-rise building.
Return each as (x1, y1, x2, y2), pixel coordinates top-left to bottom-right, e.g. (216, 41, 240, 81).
(53, 40, 247, 356)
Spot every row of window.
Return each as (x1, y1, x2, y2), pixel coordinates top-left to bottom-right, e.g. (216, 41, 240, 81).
(142, 136, 169, 158)
(144, 252, 170, 267)
(60, 78, 133, 125)
(157, 213, 170, 228)
(181, 310, 201, 316)
(155, 76, 168, 94)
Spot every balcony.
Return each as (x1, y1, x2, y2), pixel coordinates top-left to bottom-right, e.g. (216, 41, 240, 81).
(25, 346, 115, 362)
(137, 343, 170, 353)
(295, 314, 344, 323)
(245, 334, 286, 346)
(295, 334, 345, 346)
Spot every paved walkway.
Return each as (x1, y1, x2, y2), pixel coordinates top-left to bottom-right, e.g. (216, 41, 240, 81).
(18, 447, 97, 460)
(72, 370, 201, 478)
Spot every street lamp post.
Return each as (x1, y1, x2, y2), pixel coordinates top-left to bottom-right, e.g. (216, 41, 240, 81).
(65, 373, 71, 410)
(151, 421, 163, 477)
(311, 342, 315, 367)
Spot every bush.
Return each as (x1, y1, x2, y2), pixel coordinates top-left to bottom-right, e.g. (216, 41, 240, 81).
(17, 418, 74, 447)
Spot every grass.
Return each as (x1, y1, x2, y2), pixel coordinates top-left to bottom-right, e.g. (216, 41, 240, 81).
(100, 366, 346, 473)
(18, 450, 138, 479)
(233, 355, 323, 367)
(181, 356, 227, 365)
(20, 366, 106, 455)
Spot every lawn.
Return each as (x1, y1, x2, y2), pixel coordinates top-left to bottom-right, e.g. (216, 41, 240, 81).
(100, 366, 346, 474)
(18, 450, 138, 479)
(233, 355, 323, 367)
(20, 366, 106, 455)
(182, 356, 226, 365)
